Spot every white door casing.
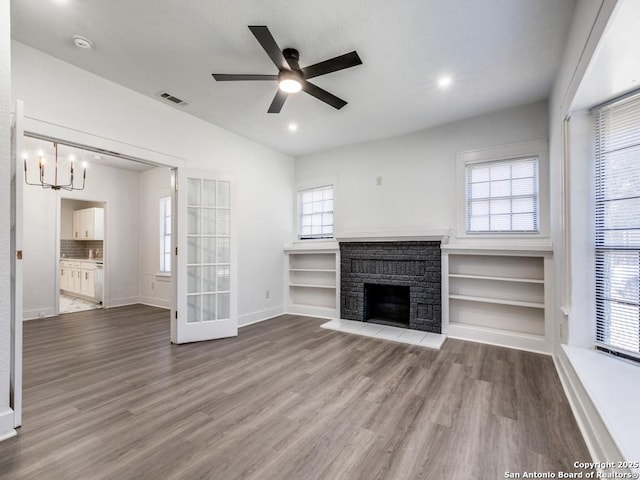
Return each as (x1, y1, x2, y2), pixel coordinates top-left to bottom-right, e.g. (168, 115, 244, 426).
(10, 100, 24, 428)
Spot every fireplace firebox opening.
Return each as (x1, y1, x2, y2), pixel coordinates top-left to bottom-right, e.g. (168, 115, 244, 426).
(364, 284, 410, 328)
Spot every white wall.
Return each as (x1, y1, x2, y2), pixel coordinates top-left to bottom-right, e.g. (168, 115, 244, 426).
(22, 162, 141, 319)
(11, 41, 294, 326)
(0, 0, 15, 440)
(138, 167, 173, 309)
(295, 101, 549, 238)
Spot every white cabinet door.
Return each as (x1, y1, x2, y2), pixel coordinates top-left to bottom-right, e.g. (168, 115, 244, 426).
(81, 267, 95, 298)
(72, 208, 104, 240)
(72, 265, 82, 294)
(73, 210, 83, 239)
(82, 209, 93, 239)
(60, 265, 68, 291)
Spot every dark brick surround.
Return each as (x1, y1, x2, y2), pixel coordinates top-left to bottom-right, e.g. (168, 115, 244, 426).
(340, 241, 441, 333)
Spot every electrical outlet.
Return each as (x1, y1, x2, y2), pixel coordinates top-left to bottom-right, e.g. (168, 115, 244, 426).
(265, 289, 270, 299)
(151, 282, 155, 290)
(376, 176, 382, 186)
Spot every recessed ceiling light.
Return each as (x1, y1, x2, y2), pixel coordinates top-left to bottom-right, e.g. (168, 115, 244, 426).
(438, 75, 452, 89)
(288, 123, 298, 132)
(73, 35, 94, 49)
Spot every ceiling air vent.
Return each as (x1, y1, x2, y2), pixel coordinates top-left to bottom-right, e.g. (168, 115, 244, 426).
(157, 91, 189, 106)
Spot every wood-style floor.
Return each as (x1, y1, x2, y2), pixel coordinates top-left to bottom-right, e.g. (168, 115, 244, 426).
(0, 305, 591, 480)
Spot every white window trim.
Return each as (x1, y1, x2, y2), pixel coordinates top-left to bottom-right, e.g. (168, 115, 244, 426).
(456, 139, 549, 239)
(294, 175, 338, 242)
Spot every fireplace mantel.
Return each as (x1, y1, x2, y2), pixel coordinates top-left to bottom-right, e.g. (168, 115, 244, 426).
(335, 228, 451, 243)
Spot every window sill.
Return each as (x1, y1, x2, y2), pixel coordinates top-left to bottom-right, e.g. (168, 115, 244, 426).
(562, 344, 640, 464)
(155, 273, 172, 281)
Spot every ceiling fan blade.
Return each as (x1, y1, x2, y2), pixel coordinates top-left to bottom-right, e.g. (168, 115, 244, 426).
(268, 90, 288, 113)
(212, 74, 278, 81)
(301, 51, 362, 79)
(248, 26, 289, 71)
(302, 81, 347, 110)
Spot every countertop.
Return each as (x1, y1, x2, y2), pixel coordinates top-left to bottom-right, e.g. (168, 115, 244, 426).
(61, 257, 103, 263)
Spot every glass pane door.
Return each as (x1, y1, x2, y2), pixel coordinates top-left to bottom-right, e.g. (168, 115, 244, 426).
(174, 168, 236, 344)
(186, 178, 231, 324)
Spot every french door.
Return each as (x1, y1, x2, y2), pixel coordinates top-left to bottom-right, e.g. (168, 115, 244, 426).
(173, 169, 237, 343)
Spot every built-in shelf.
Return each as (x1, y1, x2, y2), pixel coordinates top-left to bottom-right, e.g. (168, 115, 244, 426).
(443, 247, 553, 354)
(289, 268, 336, 273)
(290, 284, 336, 290)
(449, 294, 544, 309)
(285, 246, 339, 319)
(448, 273, 544, 284)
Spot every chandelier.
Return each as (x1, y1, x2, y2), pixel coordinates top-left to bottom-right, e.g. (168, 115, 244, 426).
(24, 141, 87, 191)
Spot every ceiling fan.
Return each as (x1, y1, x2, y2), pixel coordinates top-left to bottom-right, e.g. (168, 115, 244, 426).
(212, 26, 362, 113)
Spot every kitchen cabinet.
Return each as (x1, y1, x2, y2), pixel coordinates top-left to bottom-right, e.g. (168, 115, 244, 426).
(60, 259, 100, 301)
(73, 207, 104, 240)
(60, 260, 72, 291)
(80, 266, 95, 298)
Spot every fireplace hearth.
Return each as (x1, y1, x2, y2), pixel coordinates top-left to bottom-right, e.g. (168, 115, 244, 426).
(340, 241, 441, 333)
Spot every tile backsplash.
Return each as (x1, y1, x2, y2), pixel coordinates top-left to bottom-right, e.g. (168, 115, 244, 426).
(60, 240, 104, 259)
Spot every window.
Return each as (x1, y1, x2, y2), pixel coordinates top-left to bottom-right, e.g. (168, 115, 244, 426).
(594, 91, 640, 362)
(159, 196, 171, 273)
(465, 157, 539, 233)
(298, 185, 333, 239)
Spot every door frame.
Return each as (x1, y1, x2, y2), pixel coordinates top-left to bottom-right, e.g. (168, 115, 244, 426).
(12, 116, 190, 428)
(56, 197, 108, 315)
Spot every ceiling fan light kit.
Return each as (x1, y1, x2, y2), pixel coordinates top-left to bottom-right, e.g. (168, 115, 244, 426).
(278, 69, 302, 93)
(212, 26, 362, 113)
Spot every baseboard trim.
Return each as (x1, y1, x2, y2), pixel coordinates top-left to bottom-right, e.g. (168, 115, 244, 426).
(554, 347, 623, 465)
(23, 307, 56, 321)
(239, 306, 285, 327)
(446, 323, 551, 355)
(105, 297, 140, 308)
(138, 296, 172, 309)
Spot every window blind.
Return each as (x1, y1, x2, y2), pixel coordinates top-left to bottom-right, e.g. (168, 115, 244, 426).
(594, 90, 640, 361)
(298, 185, 333, 239)
(465, 157, 539, 233)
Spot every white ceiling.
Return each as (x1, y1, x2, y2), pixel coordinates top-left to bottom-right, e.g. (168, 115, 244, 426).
(11, 0, 576, 156)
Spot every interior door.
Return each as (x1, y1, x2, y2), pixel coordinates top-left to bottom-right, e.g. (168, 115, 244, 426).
(173, 169, 237, 344)
(10, 100, 24, 427)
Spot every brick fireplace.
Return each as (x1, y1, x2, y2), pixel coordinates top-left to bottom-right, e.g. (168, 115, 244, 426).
(339, 241, 442, 333)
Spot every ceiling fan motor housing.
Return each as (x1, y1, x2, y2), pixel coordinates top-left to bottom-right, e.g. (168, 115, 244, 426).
(283, 48, 300, 70)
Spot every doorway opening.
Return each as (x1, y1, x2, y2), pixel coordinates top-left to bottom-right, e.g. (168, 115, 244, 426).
(59, 198, 105, 314)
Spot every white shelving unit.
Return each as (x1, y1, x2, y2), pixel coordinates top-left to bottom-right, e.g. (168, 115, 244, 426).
(284, 243, 339, 319)
(442, 244, 553, 353)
